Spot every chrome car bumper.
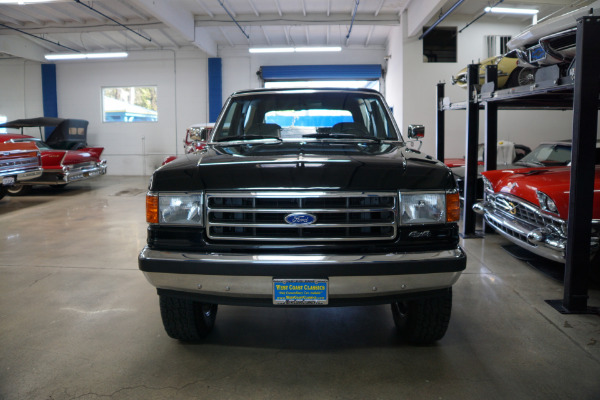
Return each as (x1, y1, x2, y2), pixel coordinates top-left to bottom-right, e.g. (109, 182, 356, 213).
(138, 247, 466, 304)
(27, 160, 107, 185)
(473, 200, 583, 263)
(63, 160, 107, 183)
(1, 167, 42, 186)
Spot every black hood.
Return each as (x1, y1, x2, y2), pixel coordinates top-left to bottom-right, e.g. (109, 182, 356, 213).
(151, 142, 455, 192)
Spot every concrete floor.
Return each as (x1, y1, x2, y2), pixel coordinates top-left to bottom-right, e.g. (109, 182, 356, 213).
(1, 176, 599, 400)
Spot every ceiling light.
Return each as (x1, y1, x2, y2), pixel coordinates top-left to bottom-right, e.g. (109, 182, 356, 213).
(295, 47, 342, 52)
(0, 0, 55, 3)
(45, 52, 128, 60)
(249, 47, 295, 53)
(484, 6, 539, 15)
(249, 47, 342, 54)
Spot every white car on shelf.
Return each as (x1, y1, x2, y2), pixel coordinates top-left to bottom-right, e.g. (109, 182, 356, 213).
(507, 1, 600, 68)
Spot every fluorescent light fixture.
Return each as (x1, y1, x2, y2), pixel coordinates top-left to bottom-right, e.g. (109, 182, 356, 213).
(295, 46, 342, 52)
(86, 52, 128, 59)
(45, 52, 128, 61)
(0, 0, 55, 3)
(485, 6, 539, 15)
(249, 46, 342, 54)
(249, 47, 294, 53)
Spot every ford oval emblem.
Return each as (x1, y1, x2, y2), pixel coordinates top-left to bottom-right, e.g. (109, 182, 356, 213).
(284, 213, 317, 225)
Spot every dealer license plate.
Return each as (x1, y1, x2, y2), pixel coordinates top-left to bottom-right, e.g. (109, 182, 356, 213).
(273, 279, 328, 305)
(2, 176, 15, 186)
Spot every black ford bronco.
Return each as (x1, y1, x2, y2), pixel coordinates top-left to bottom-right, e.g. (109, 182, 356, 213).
(139, 88, 466, 344)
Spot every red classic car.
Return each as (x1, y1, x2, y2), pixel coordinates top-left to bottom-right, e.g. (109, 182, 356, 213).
(473, 165, 600, 264)
(162, 123, 213, 165)
(0, 134, 107, 195)
(0, 141, 42, 199)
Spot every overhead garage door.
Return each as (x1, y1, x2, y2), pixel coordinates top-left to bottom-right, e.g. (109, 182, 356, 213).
(260, 64, 382, 80)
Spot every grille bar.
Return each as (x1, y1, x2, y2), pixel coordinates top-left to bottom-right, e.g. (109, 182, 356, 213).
(488, 193, 566, 236)
(206, 191, 398, 242)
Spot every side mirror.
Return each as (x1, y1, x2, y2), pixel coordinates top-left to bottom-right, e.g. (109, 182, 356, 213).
(188, 127, 207, 142)
(407, 124, 425, 140)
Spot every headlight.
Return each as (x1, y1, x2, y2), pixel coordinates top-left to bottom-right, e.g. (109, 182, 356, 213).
(400, 192, 446, 224)
(537, 191, 558, 214)
(482, 176, 493, 194)
(146, 192, 204, 225)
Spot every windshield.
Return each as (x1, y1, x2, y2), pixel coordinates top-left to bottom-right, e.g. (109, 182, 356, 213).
(211, 91, 399, 142)
(517, 144, 573, 166)
(9, 138, 51, 150)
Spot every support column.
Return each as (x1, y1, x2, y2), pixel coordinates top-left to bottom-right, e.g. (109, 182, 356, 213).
(436, 82, 445, 162)
(559, 17, 600, 313)
(41, 64, 58, 139)
(461, 63, 480, 237)
(208, 58, 222, 123)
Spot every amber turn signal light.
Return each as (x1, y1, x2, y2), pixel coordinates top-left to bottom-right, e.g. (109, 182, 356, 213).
(146, 193, 159, 224)
(446, 192, 460, 222)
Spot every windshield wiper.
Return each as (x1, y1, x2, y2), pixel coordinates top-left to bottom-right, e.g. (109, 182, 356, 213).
(214, 135, 282, 143)
(302, 133, 381, 142)
(515, 160, 543, 167)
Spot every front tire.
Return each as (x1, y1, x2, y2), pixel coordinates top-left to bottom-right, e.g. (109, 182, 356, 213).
(159, 295, 218, 341)
(391, 288, 452, 345)
(7, 184, 32, 196)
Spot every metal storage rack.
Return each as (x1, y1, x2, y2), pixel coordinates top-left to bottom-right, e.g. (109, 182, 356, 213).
(436, 17, 600, 314)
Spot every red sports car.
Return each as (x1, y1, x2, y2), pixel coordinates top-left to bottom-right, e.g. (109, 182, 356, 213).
(473, 165, 600, 264)
(1, 134, 106, 195)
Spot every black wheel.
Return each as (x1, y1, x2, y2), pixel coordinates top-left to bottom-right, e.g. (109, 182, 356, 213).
(0, 185, 7, 200)
(391, 287, 452, 345)
(159, 295, 218, 341)
(506, 67, 537, 88)
(7, 184, 32, 196)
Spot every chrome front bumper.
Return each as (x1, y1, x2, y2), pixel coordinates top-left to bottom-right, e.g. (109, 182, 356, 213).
(139, 247, 466, 303)
(473, 200, 572, 263)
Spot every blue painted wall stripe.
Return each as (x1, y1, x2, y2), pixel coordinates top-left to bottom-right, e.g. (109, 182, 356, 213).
(208, 58, 222, 123)
(41, 64, 58, 139)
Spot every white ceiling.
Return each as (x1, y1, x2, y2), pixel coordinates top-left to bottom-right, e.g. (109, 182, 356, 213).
(0, 0, 586, 62)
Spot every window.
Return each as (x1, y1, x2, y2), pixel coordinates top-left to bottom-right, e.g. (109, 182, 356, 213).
(102, 86, 158, 123)
(486, 35, 512, 57)
(422, 27, 457, 63)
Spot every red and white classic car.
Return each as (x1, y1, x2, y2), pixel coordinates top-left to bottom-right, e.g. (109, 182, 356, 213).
(162, 123, 213, 165)
(0, 141, 42, 199)
(473, 164, 600, 264)
(0, 134, 106, 195)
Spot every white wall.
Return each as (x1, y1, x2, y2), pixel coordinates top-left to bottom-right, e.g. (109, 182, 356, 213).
(54, 50, 209, 175)
(0, 59, 43, 122)
(386, 14, 576, 160)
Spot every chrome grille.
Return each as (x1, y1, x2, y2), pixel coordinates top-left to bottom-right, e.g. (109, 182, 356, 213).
(206, 191, 398, 242)
(489, 194, 566, 236)
(0, 156, 39, 175)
